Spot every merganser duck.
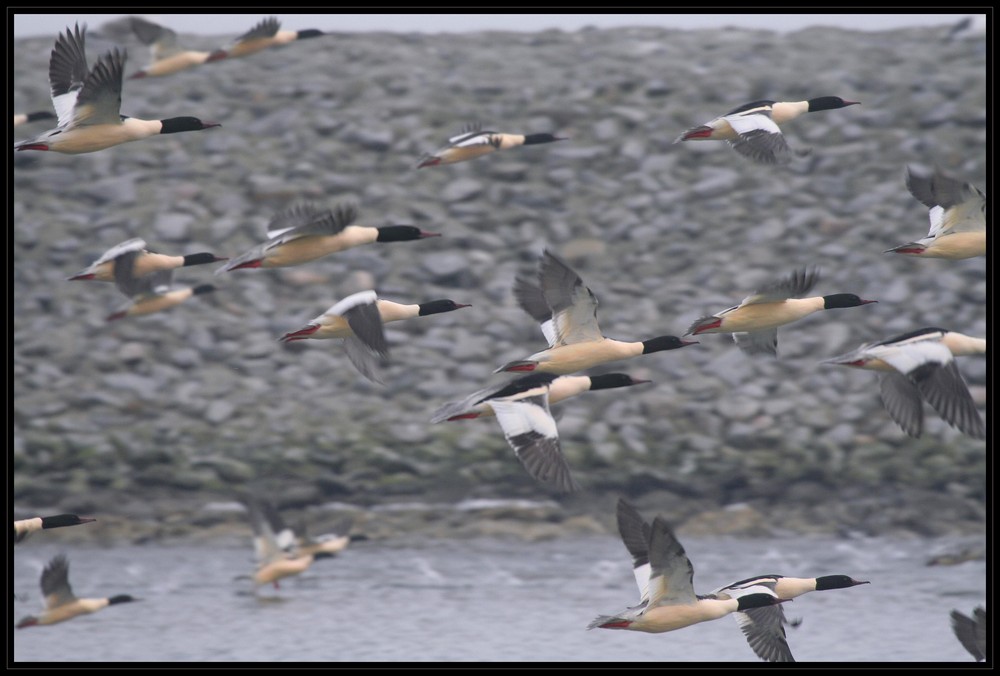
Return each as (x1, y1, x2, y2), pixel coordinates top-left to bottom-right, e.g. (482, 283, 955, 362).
(430, 373, 651, 422)
(417, 123, 566, 168)
(686, 267, 877, 356)
(452, 372, 579, 492)
(106, 251, 215, 321)
(205, 16, 325, 62)
(244, 497, 322, 589)
(823, 328, 986, 439)
(127, 16, 211, 78)
(13, 111, 56, 127)
(249, 496, 353, 559)
(68, 237, 226, 282)
(13, 514, 96, 545)
(951, 606, 987, 661)
(609, 499, 803, 661)
(589, 499, 788, 634)
(495, 250, 696, 374)
(14, 24, 220, 154)
(674, 96, 860, 165)
(16, 555, 137, 628)
(885, 166, 987, 260)
(710, 574, 870, 662)
(279, 290, 469, 384)
(217, 203, 440, 273)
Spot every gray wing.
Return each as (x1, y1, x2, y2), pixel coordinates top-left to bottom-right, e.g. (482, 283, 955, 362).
(113, 250, 173, 297)
(246, 496, 296, 553)
(48, 24, 90, 126)
(951, 607, 986, 661)
(489, 394, 578, 492)
(73, 47, 126, 127)
(732, 328, 779, 356)
(646, 516, 698, 607)
(430, 383, 503, 423)
(236, 16, 280, 42)
(907, 166, 981, 210)
(342, 335, 387, 385)
(93, 238, 147, 266)
(342, 301, 389, 357)
(41, 554, 77, 608)
(267, 203, 357, 244)
(537, 250, 603, 345)
(130, 17, 179, 58)
(909, 361, 985, 439)
(741, 268, 820, 305)
(729, 129, 792, 165)
(735, 606, 794, 662)
(878, 372, 924, 438)
(616, 498, 653, 604)
(513, 276, 557, 347)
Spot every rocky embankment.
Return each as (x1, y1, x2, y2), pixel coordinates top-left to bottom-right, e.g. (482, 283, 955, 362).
(13, 21, 986, 544)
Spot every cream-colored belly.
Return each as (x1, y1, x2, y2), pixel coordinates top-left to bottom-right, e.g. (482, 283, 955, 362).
(719, 300, 820, 332)
(263, 236, 350, 267)
(924, 232, 987, 259)
(130, 290, 190, 316)
(148, 51, 209, 76)
(536, 340, 639, 375)
(631, 603, 722, 633)
(254, 557, 312, 585)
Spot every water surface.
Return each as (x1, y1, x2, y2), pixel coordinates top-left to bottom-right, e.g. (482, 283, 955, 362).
(13, 534, 985, 663)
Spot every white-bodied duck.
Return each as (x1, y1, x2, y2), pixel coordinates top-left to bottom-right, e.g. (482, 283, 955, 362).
(128, 16, 212, 78)
(217, 203, 440, 273)
(824, 327, 986, 439)
(279, 290, 469, 384)
(686, 267, 877, 356)
(13, 514, 96, 545)
(244, 497, 322, 589)
(495, 249, 696, 375)
(438, 372, 582, 492)
(17, 555, 138, 628)
(885, 166, 986, 260)
(205, 16, 325, 62)
(589, 499, 788, 635)
(68, 237, 226, 282)
(431, 372, 651, 422)
(106, 250, 215, 321)
(417, 123, 566, 168)
(14, 24, 220, 154)
(675, 96, 859, 165)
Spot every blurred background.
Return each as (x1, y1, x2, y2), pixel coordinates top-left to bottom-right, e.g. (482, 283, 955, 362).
(12, 12, 986, 664)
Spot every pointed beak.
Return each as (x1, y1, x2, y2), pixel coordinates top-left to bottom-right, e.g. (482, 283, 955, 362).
(632, 379, 653, 385)
(201, 121, 222, 130)
(860, 299, 878, 305)
(454, 303, 472, 309)
(844, 100, 861, 106)
(67, 273, 95, 281)
(419, 231, 442, 238)
(417, 157, 441, 169)
(680, 339, 700, 346)
(79, 517, 97, 524)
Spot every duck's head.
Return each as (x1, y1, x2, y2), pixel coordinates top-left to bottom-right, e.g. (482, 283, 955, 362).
(808, 96, 860, 111)
(822, 294, 877, 310)
(816, 575, 870, 591)
(418, 300, 471, 316)
(523, 133, 568, 145)
(376, 225, 441, 242)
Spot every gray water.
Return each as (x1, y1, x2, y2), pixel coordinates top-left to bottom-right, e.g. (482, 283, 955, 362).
(13, 534, 984, 663)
